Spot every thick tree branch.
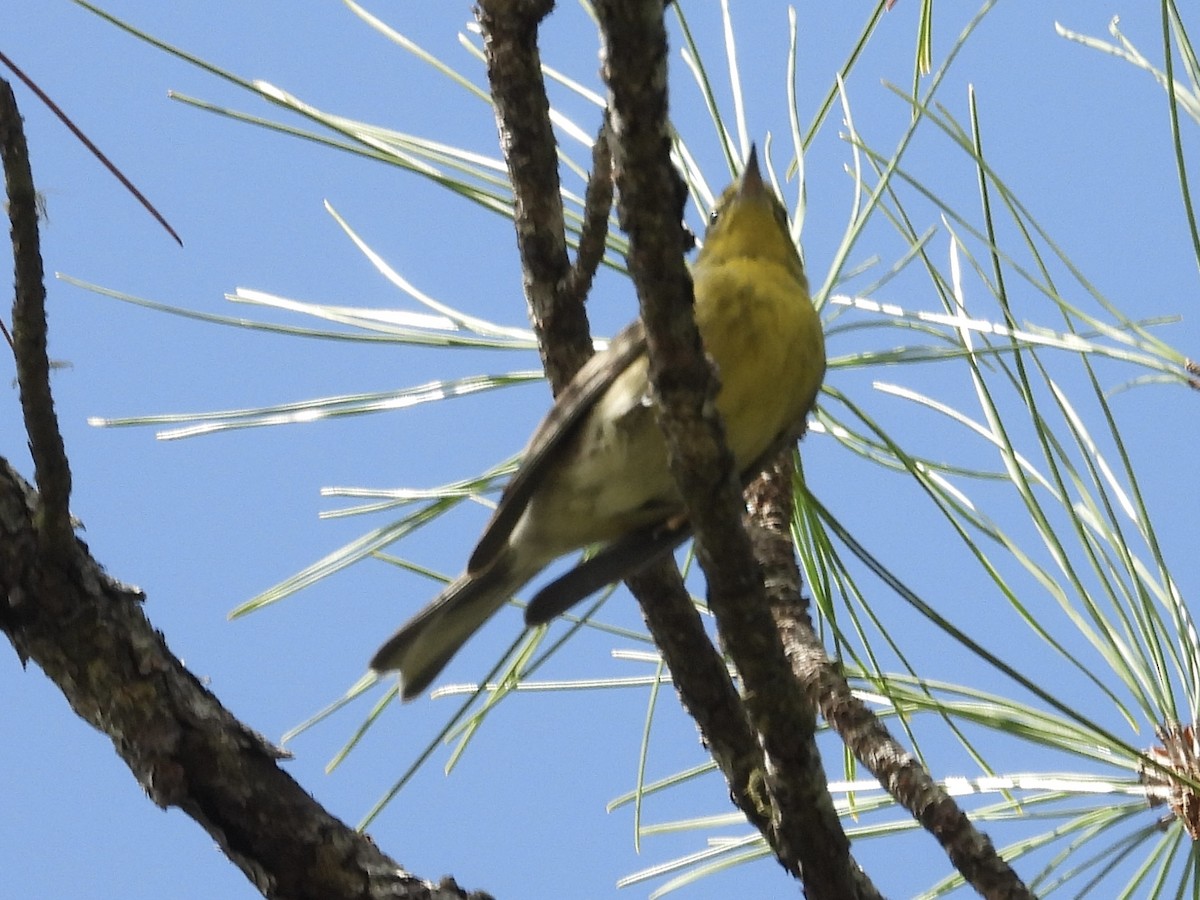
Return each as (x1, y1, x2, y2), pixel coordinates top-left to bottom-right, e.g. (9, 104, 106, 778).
(477, 0, 785, 871)
(0, 82, 486, 900)
(590, 3, 870, 897)
(0, 460, 488, 900)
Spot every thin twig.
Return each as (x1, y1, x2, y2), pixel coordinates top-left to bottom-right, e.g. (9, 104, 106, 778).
(0, 51, 182, 246)
(560, 116, 613, 306)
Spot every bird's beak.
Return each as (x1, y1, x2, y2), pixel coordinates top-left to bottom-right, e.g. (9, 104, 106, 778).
(739, 145, 765, 199)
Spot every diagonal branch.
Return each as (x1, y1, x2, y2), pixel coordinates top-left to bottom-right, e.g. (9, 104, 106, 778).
(476, 0, 784, 869)
(590, 2, 871, 897)
(0, 459, 488, 900)
(622, 563, 775, 836)
(748, 459, 1034, 900)
(0, 78, 486, 900)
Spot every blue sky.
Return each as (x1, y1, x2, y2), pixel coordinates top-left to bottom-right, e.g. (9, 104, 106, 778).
(5, 2, 1199, 898)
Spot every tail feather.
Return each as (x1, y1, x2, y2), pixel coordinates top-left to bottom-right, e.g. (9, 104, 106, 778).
(371, 563, 522, 700)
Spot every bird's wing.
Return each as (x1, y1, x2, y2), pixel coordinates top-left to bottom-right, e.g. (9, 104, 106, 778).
(467, 319, 648, 574)
(522, 421, 813, 623)
(523, 518, 691, 624)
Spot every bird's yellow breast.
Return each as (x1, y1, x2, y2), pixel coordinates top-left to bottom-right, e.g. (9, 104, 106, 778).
(695, 257, 824, 470)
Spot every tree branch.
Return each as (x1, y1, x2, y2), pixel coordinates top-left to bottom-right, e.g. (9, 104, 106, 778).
(0, 80, 487, 900)
(0, 459, 489, 900)
(590, 3, 870, 897)
(787, 606, 1034, 899)
(476, 0, 593, 391)
(560, 115, 612, 309)
(1, 76, 72, 556)
(744, 455, 882, 900)
(622, 564, 775, 835)
(476, 0, 800, 880)
(748, 459, 1034, 900)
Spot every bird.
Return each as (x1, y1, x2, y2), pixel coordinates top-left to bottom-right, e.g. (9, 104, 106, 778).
(371, 147, 825, 699)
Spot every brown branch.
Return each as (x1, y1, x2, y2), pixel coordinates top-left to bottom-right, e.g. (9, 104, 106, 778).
(0, 80, 487, 900)
(745, 455, 882, 900)
(468, 5, 1016, 898)
(476, 0, 789, 876)
(623, 564, 775, 836)
(590, 3, 870, 897)
(1, 76, 72, 556)
(476, 0, 593, 392)
(0, 465, 487, 900)
(560, 115, 612, 308)
(0, 459, 489, 900)
(788, 610, 1035, 899)
(748, 460, 1034, 900)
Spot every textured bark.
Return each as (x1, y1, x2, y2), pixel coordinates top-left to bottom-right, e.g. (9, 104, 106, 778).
(0, 459, 489, 900)
(1, 75, 489, 900)
(590, 3, 872, 897)
(751, 461, 1035, 900)
(2, 76, 71, 556)
(477, 0, 594, 393)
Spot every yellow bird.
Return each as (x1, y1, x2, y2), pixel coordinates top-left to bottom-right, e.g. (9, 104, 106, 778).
(371, 148, 825, 699)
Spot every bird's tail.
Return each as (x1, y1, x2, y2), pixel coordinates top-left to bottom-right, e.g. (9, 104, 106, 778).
(370, 561, 524, 700)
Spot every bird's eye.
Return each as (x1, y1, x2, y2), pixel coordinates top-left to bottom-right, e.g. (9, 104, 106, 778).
(708, 209, 721, 224)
